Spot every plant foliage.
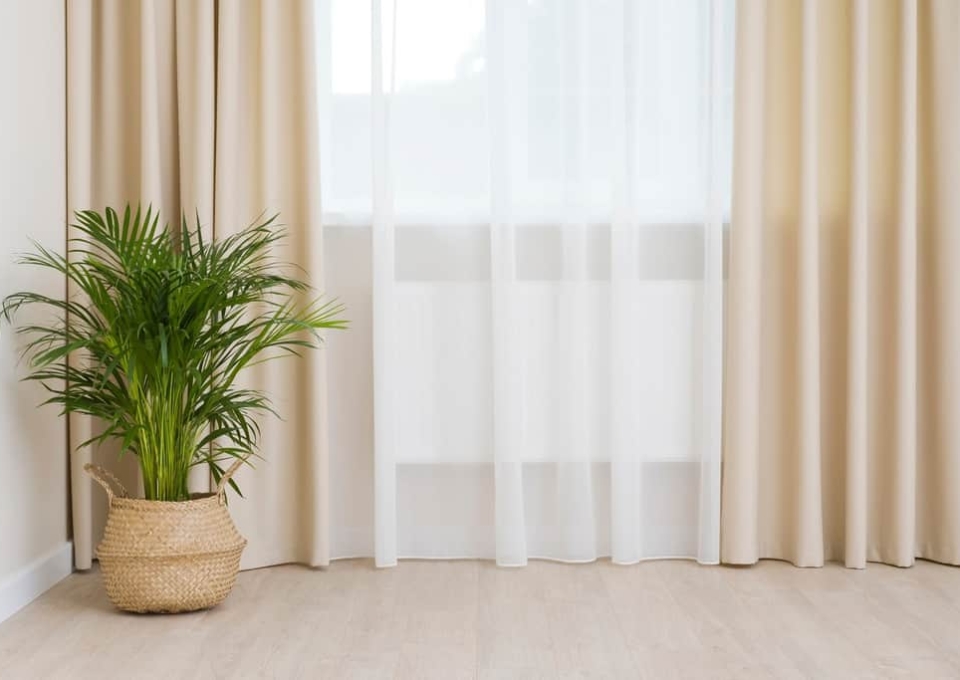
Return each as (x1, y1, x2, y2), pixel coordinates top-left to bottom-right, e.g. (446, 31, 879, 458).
(1, 206, 347, 501)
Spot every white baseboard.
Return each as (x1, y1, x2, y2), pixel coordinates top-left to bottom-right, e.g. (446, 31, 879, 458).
(0, 541, 73, 625)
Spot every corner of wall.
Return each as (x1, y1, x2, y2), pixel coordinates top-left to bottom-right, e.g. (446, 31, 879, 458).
(0, 542, 73, 625)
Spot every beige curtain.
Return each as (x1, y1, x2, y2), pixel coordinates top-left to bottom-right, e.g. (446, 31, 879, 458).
(66, 0, 330, 570)
(723, 0, 960, 568)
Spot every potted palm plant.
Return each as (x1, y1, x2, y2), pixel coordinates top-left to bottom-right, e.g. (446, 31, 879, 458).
(1, 206, 346, 613)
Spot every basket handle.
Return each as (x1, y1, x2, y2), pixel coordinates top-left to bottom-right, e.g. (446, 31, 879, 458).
(83, 464, 130, 502)
(215, 458, 246, 504)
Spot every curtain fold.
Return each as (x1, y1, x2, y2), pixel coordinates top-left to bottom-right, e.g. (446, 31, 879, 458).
(66, 0, 329, 570)
(723, 0, 960, 568)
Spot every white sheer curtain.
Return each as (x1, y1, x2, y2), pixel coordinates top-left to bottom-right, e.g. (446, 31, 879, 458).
(318, 0, 734, 566)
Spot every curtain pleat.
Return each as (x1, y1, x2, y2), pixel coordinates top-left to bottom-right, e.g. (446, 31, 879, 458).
(723, 0, 960, 568)
(66, 0, 329, 570)
(487, 0, 527, 567)
(370, 0, 398, 567)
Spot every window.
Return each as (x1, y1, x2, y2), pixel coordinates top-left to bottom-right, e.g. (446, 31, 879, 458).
(317, 0, 734, 227)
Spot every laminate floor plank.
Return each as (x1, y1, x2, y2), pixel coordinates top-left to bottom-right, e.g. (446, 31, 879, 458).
(1, 559, 958, 679)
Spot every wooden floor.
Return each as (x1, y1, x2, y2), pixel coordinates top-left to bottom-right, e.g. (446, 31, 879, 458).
(1, 559, 959, 679)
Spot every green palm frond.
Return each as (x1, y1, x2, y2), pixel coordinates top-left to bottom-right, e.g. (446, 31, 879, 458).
(1, 205, 347, 501)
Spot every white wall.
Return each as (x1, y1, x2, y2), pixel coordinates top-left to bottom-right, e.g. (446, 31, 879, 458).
(0, 0, 70, 616)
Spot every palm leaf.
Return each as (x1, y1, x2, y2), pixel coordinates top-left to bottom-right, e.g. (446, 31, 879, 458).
(1, 205, 347, 501)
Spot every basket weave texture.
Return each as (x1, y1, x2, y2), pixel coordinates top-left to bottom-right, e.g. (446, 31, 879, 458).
(85, 461, 247, 614)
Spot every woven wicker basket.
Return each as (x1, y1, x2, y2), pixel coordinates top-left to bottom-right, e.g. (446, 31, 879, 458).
(84, 460, 247, 614)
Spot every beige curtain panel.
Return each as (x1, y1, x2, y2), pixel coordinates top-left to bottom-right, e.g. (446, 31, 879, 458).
(66, 0, 330, 570)
(723, 0, 960, 568)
